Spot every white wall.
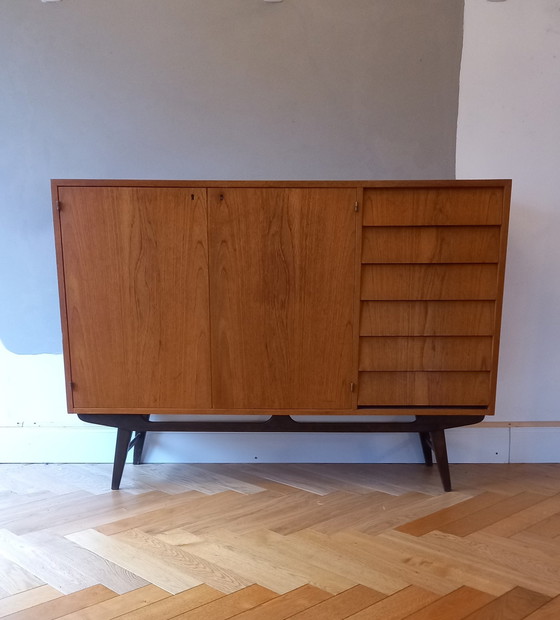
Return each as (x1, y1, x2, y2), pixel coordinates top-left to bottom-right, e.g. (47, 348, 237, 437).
(456, 0, 560, 458)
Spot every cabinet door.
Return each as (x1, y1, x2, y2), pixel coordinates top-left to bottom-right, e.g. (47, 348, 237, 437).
(209, 187, 357, 409)
(58, 186, 211, 410)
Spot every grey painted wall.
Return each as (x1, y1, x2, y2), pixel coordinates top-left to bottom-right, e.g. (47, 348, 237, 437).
(0, 0, 463, 355)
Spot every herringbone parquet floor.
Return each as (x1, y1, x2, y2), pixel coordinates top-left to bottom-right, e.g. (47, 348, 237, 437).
(1, 463, 560, 618)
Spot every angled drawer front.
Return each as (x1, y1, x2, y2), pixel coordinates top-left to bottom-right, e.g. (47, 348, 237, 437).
(359, 301, 496, 336)
(362, 187, 504, 226)
(358, 183, 509, 411)
(358, 372, 491, 406)
(359, 336, 493, 371)
(360, 264, 498, 300)
(362, 226, 501, 264)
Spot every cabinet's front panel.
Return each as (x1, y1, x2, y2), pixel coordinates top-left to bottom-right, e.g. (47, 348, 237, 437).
(208, 187, 357, 409)
(358, 184, 509, 412)
(58, 187, 211, 410)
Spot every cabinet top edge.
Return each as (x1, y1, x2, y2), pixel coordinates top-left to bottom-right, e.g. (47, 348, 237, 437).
(51, 179, 513, 189)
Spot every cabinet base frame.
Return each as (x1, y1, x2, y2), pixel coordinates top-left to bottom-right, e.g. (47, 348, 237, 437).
(78, 414, 484, 492)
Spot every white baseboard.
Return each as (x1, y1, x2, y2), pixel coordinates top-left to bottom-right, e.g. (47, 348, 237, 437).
(510, 427, 560, 463)
(1, 424, 545, 464)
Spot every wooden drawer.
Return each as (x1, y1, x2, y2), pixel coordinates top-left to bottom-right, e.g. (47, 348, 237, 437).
(361, 226, 500, 264)
(361, 264, 498, 300)
(360, 301, 496, 336)
(358, 371, 491, 406)
(359, 336, 493, 371)
(363, 187, 504, 226)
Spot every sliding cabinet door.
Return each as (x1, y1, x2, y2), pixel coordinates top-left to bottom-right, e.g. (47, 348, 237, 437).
(209, 187, 357, 410)
(58, 186, 211, 411)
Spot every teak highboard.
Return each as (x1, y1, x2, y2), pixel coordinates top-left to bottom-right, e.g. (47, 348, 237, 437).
(52, 179, 511, 490)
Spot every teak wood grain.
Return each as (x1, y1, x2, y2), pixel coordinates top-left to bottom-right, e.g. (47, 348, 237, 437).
(359, 301, 496, 336)
(360, 264, 499, 300)
(51, 179, 510, 417)
(359, 336, 493, 371)
(208, 187, 356, 409)
(57, 187, 211, 410)
(362, 187, 504, 226)
(361, 226, 501, 264)
(358, 371, 491, 406)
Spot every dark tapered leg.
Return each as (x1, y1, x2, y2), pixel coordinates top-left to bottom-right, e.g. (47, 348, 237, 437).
(112, 428, 132, 490)
(430, 429, 452, 492)
(132, 431, 147, 465)
(419, 432, 433, 467)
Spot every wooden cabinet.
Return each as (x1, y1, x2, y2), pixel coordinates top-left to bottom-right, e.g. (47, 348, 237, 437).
(52, 180, 510, 417)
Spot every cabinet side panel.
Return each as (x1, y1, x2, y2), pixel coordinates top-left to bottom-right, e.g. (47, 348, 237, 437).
(52, 182, 75, 411)
(487, 183, 511, 412)
(58, 186, 211, 409)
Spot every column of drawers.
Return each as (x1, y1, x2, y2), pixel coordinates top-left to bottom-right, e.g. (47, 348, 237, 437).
(358, 185, 507, 410)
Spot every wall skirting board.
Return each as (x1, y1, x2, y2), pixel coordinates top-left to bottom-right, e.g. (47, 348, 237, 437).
(1, 424, 558, 464)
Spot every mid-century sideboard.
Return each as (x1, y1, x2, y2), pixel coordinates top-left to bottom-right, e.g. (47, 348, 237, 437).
(52, 179, 511, 490)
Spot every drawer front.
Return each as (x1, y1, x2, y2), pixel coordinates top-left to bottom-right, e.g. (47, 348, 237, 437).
(361, 264, 498, 300)
(358, 371, 491, 406)
(359, 336, 493, 371)
(363, 187, 503, 226)
(361, 226, 500, 264)
(360, 301, 496, 336)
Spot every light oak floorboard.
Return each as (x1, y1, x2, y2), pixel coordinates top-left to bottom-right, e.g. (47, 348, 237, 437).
(0, 557, 45, 595)
(115, 528, 252, 594)
(403, 585, 495, 619)
(1, 585, 117, 620)
(231, 584, 331, 620)
(463, 586, 550, 619)
(1, 464, 560, 619)
(198, 528, 355, 595)
(287, 584, 385, 619)
(345, 585, 439, 619)
(66, 529, 202, 594)
(55, 584, 169, 620)
(171, 584, 276, 620)
(0, 529, 98, 595)
(0, 586, 63, 618)
(524, 595, 560, 620)
(111, 583, 223, 620)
